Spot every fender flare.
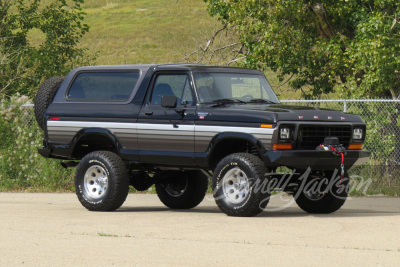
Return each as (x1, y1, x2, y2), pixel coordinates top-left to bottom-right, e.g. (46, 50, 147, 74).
(207, 132, 267, 158)
(69, 128, 123, 156)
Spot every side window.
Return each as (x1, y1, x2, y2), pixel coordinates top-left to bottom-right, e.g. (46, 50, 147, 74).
(150, 74, 194, 105)
(67, 72, 139, 101)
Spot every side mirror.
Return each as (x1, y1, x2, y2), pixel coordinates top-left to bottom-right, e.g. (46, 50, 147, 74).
(161, 95, 177, 108)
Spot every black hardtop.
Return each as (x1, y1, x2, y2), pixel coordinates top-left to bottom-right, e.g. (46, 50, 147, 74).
(52, 64, 266, 104)
(153, 64, 264, 74)
(70, 63, 263, 74)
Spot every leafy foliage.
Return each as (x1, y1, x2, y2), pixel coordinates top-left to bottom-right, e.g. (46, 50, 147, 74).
(204, 0, 400, 98)
(0, 95, 74, 191)
(0, 0, 91, 97)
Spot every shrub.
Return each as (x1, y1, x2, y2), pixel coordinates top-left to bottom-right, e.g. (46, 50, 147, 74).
(0, 95, 74, 192)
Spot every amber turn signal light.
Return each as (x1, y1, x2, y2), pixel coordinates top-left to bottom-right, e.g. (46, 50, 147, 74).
(260, 124, 274, 128)
(273, 144, 293, 150)
(348, 144, 363, 150)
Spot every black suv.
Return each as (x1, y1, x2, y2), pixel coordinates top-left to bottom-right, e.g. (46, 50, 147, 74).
(35, 64, 370, 216)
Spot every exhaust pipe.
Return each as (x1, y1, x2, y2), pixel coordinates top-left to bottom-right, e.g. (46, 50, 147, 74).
(61, 161, 79, 169)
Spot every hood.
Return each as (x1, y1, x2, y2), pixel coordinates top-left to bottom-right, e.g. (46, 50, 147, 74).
(199, 103, 364, 123)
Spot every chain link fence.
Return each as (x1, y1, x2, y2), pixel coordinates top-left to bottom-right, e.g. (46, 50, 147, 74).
(20, 103, 35, 126)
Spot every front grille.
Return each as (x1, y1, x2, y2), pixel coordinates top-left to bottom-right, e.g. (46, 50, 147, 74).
(297, 125, 352, 149)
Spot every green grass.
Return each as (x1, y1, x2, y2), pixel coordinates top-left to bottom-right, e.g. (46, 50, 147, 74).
(97, 232, 118, 237)
(78, 0, 220, 65)
(348, 165, 400, 197)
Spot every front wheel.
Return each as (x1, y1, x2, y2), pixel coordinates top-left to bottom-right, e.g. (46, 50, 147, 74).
(212, 153, 270, 217)
(155, 171, 208, 209)
(294, 170, 349, 214)
(75, 151, 129, 211)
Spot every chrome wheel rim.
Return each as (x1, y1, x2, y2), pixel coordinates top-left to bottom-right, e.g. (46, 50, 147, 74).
(84, 165, 109, 199)
(222, 167, 250, 204)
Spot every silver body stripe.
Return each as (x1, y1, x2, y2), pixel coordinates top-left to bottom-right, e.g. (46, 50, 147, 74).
(47, 121, 274, 152)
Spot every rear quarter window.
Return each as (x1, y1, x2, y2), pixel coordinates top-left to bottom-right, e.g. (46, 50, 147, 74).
(67, 72, 139, 101)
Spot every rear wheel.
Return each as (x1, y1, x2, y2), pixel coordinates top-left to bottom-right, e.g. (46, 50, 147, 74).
(294, 171, 349, 214)
(155, 171, 208, 209)
(213, 153, 270, 217)
(75, 151, 129, 211)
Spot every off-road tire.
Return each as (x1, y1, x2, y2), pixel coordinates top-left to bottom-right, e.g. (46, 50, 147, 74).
(34, 76, 64, 130)
(294, 171, 349, 214)
(212, 153, 270, 217)
(75, 151, 129, 211)
(155, 171, 208, 209)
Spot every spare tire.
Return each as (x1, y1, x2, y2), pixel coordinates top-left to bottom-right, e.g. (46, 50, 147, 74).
(34, 76, 64, 130)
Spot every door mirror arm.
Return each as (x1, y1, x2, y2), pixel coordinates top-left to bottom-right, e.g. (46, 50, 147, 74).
(175, 108, 186, 118)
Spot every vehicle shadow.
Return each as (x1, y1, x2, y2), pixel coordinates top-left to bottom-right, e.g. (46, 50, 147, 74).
(117, 194, 400, 217)
(117, 206, 222, 214)
(117, 205, 400, 218)
(257, 208, 400, 218)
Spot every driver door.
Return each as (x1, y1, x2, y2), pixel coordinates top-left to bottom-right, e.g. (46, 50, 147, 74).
(137, 72, 196, 165)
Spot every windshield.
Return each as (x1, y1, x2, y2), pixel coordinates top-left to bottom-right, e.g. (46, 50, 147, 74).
(193, 72, 280, 104)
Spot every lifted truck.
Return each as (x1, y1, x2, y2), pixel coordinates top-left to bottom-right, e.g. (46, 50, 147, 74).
(35, 64, 370, 216)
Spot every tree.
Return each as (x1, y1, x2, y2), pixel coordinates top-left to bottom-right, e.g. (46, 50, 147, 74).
(203, 0, 400, 99)
(0, 0, 91, 97)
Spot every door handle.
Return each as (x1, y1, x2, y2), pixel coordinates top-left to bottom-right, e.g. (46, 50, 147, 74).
(145, 112, 153, 115)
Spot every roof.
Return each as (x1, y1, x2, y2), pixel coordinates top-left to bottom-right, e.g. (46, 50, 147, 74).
(73, 63, 263, 74)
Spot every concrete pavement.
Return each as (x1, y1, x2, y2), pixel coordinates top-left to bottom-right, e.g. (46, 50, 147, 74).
(0, 193, 399, 266)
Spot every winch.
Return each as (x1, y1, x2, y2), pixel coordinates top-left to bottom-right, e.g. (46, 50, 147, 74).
(316, 137, 346, 187)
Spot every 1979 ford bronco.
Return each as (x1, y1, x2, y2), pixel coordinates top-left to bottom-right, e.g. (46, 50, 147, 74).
(35, 64, 370, 216)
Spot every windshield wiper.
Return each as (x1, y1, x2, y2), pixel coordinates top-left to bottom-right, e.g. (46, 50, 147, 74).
(212, 98, 247, 104)
(248, 99, 277, 104)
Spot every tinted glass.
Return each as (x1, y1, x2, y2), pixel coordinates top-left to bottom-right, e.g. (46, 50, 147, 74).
(194, 73, 279, 103)
(150, 74, 194, 105)
(68, 72, 139, 101)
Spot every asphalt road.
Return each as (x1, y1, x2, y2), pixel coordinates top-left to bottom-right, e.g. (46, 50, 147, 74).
(0, 193, 399, 266)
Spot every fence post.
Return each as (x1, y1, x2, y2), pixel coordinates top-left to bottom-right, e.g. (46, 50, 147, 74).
(343, 100, 347, 112)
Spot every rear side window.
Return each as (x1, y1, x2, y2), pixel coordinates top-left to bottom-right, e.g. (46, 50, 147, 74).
(67, 72, 139, 101)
